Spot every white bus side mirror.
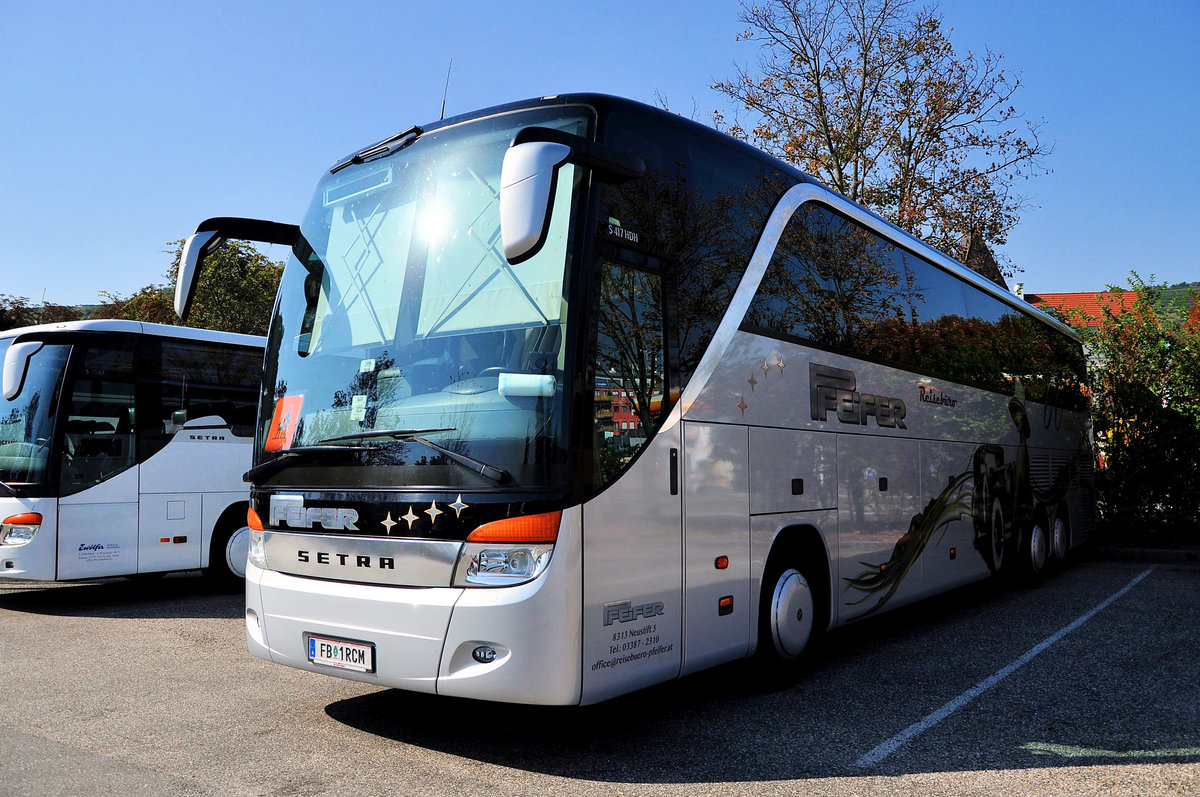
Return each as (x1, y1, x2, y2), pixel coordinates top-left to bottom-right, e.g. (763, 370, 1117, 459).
(499, 127, 645, 265)
(2, 340, 45, 400)
(173, 218, 300, 322)
(175, 230, 224, 321)
(499, 141, 572, 265)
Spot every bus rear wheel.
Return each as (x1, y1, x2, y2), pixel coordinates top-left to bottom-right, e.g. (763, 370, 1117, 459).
(1021, 514, 1048, 581)
(1050, 512, 1070, 565)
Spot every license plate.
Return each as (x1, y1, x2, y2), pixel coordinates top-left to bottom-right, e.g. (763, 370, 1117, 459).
(307, 634, 375, 673)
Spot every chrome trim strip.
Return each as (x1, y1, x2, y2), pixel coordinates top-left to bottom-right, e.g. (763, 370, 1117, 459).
(262, 530, 462, 588)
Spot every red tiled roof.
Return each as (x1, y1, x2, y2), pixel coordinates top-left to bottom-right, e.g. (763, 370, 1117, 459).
(1025, 291, 1138, 325)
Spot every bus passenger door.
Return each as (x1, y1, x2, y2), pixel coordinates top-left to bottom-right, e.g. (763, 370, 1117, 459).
(681, 421, 750, 675)
(56, 342, 140, 579)
(580, 260, 683, 704)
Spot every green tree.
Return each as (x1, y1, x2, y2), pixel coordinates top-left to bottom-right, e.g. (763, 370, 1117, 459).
(713, 0, 1051, 277)
(1068, 274, 1200, 543)
(0, 294, 83, 331)
(94, 239, 283, 336)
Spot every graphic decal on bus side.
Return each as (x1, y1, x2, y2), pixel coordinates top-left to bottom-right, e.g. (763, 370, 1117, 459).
(593, 600, 673, 672)
(843, 391, 1090, 616)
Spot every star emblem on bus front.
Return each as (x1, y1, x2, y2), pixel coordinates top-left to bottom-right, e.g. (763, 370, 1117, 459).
(401, 506, 419, 530)
(425, 501, 443, 522)
(381, 512, 397, 534)
(450, 495, 469, 517)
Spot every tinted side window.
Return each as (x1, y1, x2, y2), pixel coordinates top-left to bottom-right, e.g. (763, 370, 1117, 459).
(902, 252, 975, 383)
(141, 339, 263, 461)
(162, 341, 261, 437)
(598, 112, 784, 391)
(744, 203, 909, 359)
(60, 342, 137, 495)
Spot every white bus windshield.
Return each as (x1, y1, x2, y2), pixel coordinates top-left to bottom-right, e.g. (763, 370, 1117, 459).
(260, 108, 590, 491)
(0, 338, 70, 487)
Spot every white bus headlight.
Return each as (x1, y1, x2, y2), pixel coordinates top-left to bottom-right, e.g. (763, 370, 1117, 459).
(1, 513, 42, 547)
(453, 544, 554, 587)
(451, 510, 561, 587)
(248, 528, 267, 569)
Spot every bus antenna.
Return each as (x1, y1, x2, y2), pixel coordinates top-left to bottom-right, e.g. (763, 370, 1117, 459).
(440, 58, 453, 120)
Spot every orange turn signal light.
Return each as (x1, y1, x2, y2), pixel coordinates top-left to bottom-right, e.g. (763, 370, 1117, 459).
(247, 507, 265, 531)
(2, 513, 42, 526)
(467, 511, 561, 543)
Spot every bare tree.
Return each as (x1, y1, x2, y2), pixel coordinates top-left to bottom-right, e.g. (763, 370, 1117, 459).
(713, 0, 1051, 277)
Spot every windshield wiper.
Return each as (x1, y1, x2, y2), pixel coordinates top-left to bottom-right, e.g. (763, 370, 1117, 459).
(319, 428, 456, 444)
(330, 125, 423, 174)
(319, 428, 512, 485)
(410, 436, 512, 485)
(243, 444, 373, 483)
(0, 479, 21, 497)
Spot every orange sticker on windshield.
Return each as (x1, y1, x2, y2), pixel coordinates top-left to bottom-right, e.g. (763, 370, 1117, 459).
(265, 395, 304, 452)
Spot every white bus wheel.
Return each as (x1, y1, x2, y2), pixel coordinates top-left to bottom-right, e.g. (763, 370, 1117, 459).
(1050, 514, 1070, 564)
(764, 567, 814, 661)
(205, 520, 249, 587)
(1025, 518, 1047, 578)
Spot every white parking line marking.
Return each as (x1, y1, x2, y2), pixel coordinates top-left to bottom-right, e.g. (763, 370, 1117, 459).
(854, 566, 1156, 768)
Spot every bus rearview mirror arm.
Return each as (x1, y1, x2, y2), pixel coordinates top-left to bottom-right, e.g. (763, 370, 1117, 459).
(174, 217, 300, 322)
(500, 127, 645, 265)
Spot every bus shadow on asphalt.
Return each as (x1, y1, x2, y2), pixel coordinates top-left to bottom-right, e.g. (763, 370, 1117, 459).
(323, 569, 1200, 782)
(0, 574, 243, 620)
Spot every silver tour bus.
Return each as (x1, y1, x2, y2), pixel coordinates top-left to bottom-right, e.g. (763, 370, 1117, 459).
(0, 320, 263, 584)
(177, 94, 1093, 704)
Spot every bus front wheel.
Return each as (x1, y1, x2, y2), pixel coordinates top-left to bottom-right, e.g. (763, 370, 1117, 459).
(761, 566, 815, 662)
(205, 518, 250, 588)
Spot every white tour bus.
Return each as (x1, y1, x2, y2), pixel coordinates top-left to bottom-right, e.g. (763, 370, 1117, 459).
(0, 319, 263, 584)
(177, 94, 1094, 704)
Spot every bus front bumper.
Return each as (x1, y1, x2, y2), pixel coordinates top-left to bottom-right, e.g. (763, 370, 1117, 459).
(0, 497, 57, 581)
(245, 554, 582, 705)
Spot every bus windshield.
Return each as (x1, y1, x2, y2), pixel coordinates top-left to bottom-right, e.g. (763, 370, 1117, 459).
(0, 338, 71, 488)
(259, 107, 590, 491)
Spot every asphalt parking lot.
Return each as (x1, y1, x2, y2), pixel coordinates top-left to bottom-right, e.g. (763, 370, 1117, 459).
(1, 556, 1196, 796)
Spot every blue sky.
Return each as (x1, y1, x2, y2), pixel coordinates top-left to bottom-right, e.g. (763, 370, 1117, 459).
(2, 0, 1197, 306)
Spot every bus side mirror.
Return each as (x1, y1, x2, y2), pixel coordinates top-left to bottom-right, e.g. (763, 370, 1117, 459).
(2, 340, 44, 401)
(175, 229, 224, 321)
(500, 141, 572, 265)
(500, 127, 645, 265)
(174, 217, 301, 322)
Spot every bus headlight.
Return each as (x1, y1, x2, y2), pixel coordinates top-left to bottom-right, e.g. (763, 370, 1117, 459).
(248, 528, 267, 569)
(1, 513, 42, 547)
(452, 544, 554, 587)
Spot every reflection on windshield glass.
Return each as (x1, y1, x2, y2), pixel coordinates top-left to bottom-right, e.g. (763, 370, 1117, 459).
(261, 109, 589, 489)
(0, 341, 70, 486)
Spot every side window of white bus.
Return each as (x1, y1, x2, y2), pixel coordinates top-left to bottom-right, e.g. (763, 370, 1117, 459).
(59, 343, 137, 495)
(158, 341, 262, 441)
(593, 261, 666, 483)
